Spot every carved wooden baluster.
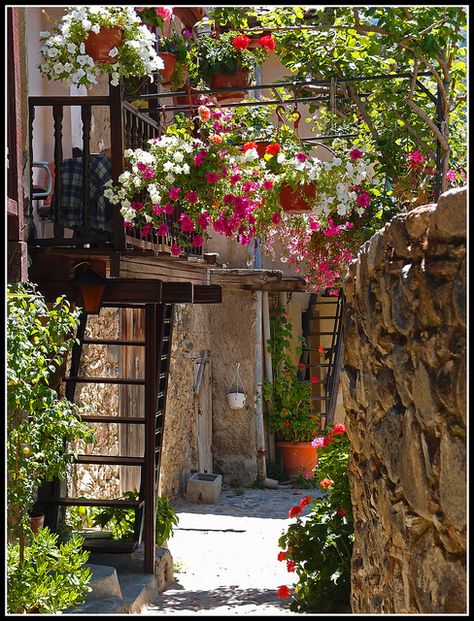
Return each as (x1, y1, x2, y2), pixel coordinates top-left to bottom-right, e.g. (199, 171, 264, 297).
(81, 104, 92, 235)
(124, 108, 132, 150)
(52, 104, 64, 239)
(28, 102, 35, 222)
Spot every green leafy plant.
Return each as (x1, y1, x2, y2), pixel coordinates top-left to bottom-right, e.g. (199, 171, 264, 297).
(278, 424, 353, 612)
(157, 32, 193, 90)
(7, 527, 92, 614)
(90, 491, 179, 546)
(7, 282, 94, 556)
(263, 308, 319, 442)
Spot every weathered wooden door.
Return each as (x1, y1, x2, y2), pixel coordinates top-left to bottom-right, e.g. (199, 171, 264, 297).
(194, 353, 213, 474)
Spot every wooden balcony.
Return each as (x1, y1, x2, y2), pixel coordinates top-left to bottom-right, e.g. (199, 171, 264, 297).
(28, 85, 203, 265)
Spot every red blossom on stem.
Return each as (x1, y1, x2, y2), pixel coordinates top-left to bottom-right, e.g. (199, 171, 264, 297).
(288, 504, 303, 518)
(277, 551, 287, 561)
(233, 34, 251, 50)
(277, 585, 291, 599)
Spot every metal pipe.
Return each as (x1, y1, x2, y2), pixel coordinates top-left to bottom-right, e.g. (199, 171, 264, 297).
(262, 291, 275, 463)
(255, 289, 266, 480)
(144, 70, 432, 99)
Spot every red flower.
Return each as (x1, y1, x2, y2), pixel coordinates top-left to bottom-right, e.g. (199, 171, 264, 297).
(318, 345, 325, 354)
(406, 150, 425, 167)
(333, 423, 347, 435)
(258, 34, 276, 51)
(319, 477, 334, 490)
(277, 551, 287, 562)
(272, 212, 281, 225)
(356, 191, 371, 207)
(277, 585, 291, 599)
(323, 433, 333, 447)
(310, 376, 319, 384)
(243, 141, 258, 152)
(337, 508, 347, 517)
(233, 34, 251, 50)
(288, 504, 303, 518)
(284, 421, 290, 427)
(286, 560, 296, 573)
(265, 143, 281, 156)
(299, 495, 312, 507)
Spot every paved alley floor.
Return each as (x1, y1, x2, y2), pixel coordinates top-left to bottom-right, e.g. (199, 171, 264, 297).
(142, 483, 321, 616)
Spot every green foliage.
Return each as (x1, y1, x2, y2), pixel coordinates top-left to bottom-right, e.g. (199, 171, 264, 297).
(7, 527, 92, 614)
(157, 33, 192, 89)
(7, 282, 94, 538)
(278, 426, 353, 612)
(188, 31, 267, 85)
(227, 6, 467, 199)
(263, 308, 319, 442)
(90, 491, 179, 546)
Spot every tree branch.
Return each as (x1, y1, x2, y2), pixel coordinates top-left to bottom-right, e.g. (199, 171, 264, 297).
(392, 111, 436, 159)
(405, 98, 449, 151)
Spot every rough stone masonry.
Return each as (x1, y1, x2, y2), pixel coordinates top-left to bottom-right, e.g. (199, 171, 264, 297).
(341, 187, 466, 613)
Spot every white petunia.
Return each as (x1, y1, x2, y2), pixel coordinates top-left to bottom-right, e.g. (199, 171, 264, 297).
(91, 23, 101, 34)
(109, 47, 119, 58)
(67, 42, 77, 53)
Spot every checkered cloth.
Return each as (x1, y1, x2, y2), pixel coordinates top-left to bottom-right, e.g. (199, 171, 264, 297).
(51, 155, 113, 232)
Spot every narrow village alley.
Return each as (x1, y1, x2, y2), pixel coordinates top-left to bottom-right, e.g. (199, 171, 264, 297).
(142, 485, 320, 615)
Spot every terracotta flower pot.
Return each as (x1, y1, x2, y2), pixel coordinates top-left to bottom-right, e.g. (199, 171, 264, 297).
(159, 52, 177, 85)
(29, 512, 45, 533)
(279, 182, 316, 212)
(85, 27, 123, 64)
(276, 441, 318, 478)
(210, 69, 250, 103)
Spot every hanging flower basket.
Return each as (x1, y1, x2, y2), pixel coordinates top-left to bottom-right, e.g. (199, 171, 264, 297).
(279, 182, 316, 212)
(210, 69, 250, 103)
(85, 27, 123, 64)
(159, 51, 177, 84)
(227, 391, 247, 409)
(226, 362, 247, 409)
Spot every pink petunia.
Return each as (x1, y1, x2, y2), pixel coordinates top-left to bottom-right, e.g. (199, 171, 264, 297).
(205, 172, 219, 184)
(192, 235, 204, 248)
(170, 244, 182, 256)
(157, 223, 169, 236)
(186, 191, 198, 204)
(155, 7, 173, 20)
(349, 148, 363, 160)
(169, 187, 181, 201)
(163, 203, 174, 215)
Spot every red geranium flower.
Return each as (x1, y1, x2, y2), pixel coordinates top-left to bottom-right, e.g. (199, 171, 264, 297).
(333, 423, 347, 435)
(299, 495, 312, 507)
(277, 585, 291, 599)
(349, 147, 363, 160)
(288, 504, 303, 518)
(266, 143, 281, 156)
(323, 433, 333, 447)
(277, 551, 287, 561)
(286, 560, 296, 573)
(258, 34, 276, 51)
(337, 508, 347, 517)
(283, 421, 290, 427)
(233, 34, 251, 50)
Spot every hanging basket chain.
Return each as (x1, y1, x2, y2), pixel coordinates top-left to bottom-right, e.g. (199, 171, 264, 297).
(227, 362, 245, 395)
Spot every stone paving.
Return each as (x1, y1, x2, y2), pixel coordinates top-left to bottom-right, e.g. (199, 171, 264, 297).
(142, 483, 321, 616)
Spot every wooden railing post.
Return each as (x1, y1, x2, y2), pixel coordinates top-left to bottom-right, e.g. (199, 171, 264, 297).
(109, 80, 125, 251)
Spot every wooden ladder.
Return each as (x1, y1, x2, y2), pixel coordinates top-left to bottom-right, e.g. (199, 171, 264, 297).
(37, 302, 174, 573)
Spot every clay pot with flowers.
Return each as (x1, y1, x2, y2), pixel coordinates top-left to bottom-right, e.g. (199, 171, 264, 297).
(262, 308, 320, 478)
(188, 30, 276, 103)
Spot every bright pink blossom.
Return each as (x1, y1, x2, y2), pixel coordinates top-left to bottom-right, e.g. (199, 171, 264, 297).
(205, 172, 219, 184)
(155, 7, 173, 20)
(198, 105, 211, 122)
(356, 191, 371, 207)
(170, 244, 182, 256)
(192, 235, 204, 248)
(333, 423, 347, 435)
(446, 169, 457, 183)
(169, 187, 181, 200)
(152, 204, 163, 215)
(185, 191, 198, 204)
(406, 150, 425, 167)
(272, 212, 281, 224)
(311, 436, 324, 448)
(349, 148, 363, 160)
(157, 223, 169, 236)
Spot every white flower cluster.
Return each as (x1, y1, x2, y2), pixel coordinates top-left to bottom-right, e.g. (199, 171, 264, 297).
(39, 6, 163, 88)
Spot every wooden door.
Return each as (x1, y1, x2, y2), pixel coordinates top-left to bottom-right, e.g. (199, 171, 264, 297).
(194, 353, 213, 474)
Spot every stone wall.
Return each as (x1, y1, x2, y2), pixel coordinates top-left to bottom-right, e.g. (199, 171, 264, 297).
(341, 187, 466, 613)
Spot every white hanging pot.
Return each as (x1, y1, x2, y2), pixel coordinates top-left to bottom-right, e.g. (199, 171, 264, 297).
(227, 391, 247, 409)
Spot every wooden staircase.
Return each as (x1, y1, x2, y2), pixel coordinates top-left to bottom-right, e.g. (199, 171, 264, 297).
(37, 302, 174, 573)
(299, 290, 346, 428)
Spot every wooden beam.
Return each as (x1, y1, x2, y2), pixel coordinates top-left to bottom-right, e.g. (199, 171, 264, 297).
(210, 268, 307, 292)
(162, 281, 193, 303)
(35, 278, 163, 305)
(193, 285, 222, 304)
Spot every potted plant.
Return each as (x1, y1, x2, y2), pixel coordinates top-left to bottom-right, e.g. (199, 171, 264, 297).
(277, 424, 353, 612)
(188, 30, 274, 102)
(39, 6, 164, 87)
(157, 32, 192, 89)
(104, 101, 272, 253)
(263, 308, 320, 478)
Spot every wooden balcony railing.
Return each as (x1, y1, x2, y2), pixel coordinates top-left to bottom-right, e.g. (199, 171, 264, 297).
(28, 85, 202, 257)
